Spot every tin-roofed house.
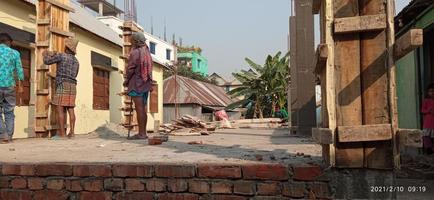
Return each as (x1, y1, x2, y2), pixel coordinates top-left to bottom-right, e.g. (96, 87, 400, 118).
(163, 76, 240, 123)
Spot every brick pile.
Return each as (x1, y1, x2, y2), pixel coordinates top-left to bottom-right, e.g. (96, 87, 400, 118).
(0, 163, 330, 199)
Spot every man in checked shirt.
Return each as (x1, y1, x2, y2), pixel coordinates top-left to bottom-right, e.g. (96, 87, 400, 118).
(43, 38, 79, 139)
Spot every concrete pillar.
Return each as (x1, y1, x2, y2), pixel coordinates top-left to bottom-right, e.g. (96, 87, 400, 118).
(98, 1, 103, 16)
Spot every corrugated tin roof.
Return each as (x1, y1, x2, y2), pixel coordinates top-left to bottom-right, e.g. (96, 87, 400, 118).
(163, 76, 234, 107)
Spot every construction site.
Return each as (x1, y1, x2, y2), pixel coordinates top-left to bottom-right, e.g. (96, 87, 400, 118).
(0, 0, 434, 199)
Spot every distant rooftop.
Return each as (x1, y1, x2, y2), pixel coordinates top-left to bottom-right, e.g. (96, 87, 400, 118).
(77, 0, 123, 16)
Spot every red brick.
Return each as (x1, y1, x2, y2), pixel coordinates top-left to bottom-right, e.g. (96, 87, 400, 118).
(242, 164, 289, 180)
(26, 178, 44, 190)
(149, 138, 163, 145)
(46, 179, 64, 190)
(145, 178, 167, 192)
(158, 193, 199, 200)
(311, 182, 330, 199)
(1, 164, 35, 176)
(34, 190, 69, 200)
(83, 179, 103, 192)
(233, 181, 256, 195)
(112, 165, 153, 177)
(201, 195, 247, 200)
(282, 182, 306, 198)
(197, 165, 241, 178)
(188, 180, 210, 194)
(125, 178, 145, 191)
(257, 182, 281, 196)
(292, 165, 322, 181)
(73, 165, 112, 177)
(168, 179, 188, 192)
(155, 165, 195, 178)
(65, 179, 83, 191)
(114, 192, 154, 200)
(0, 177, 9, 188)
(79, 192, 112, 200)
(0, 190, 32, 200)
(35, 164, 72, 176)
(11, 177, 27, 189)
(211, 181, 233, 194)
(104, 178, 124, 191)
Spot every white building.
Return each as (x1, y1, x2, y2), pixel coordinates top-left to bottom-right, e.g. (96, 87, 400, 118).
(97, 16, 176, 65)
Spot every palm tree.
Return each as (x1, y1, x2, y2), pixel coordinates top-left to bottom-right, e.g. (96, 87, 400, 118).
(227, 52, 289, 118)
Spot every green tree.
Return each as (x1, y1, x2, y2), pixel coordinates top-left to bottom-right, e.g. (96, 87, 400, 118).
(164, 65, 217, 84)
(227, 52, 289, 118)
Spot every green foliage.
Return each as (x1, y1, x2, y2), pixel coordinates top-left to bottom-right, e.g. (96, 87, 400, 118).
(164, 65, 217, 84)
(227, 52, 290, 118)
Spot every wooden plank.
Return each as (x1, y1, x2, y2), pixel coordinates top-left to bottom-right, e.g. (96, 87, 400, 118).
(312, 128, 333, 144)
(37, 89, 49, 95)
(314, 44, 328, 74)
(312, 0, 321, 14)
(338, 124, 392, 142)
(334, 0, 363, 168)
(360, 0, 392, 169)
(36, 19, 50, 25)
(398, 129, 423, 148)
(46, 0, 75, 12)
(334, 14, 387, 34)
(387, 0, 400, 169)
(324, 0, 336, 167)
(394, 29, 423, 61)
(36, 41, 49, 47)
(49, 27, 75, 37)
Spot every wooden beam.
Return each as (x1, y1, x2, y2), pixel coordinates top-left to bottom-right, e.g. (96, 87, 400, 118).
(334, 14, 387, 34)
(46, 0, 75, 12)
(338, 124, 392, 142)
(49, 27, 75, 37)
(394, 29, 423, 61)
(398, 129, 423, 148)
(312, 0, 321, 14)
(312, 128, 333, 144)
(313, 44, 328, 74)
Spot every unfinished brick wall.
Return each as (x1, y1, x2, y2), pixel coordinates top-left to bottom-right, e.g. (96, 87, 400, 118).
(0, 163, 330, 199)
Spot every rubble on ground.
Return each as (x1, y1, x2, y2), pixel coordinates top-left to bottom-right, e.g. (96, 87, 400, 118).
(160, 115, 216, 136)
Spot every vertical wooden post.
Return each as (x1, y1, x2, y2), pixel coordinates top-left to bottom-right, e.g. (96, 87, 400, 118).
(35, 0, 72, 137)
(334, 0, 364, 168)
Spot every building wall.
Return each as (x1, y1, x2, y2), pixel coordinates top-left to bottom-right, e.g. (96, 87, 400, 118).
(163, 104, 201, 123)
(97, 16, 176, 65)
(0, 0, 164, 137)
(177, 52, 208, 76)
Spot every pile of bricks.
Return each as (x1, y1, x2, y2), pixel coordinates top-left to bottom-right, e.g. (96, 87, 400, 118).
(0, 163, 330, 199)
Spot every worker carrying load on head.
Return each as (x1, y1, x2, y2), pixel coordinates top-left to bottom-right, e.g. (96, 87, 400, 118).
(43, 37, 80, 139)
(123, 32, 154, 140)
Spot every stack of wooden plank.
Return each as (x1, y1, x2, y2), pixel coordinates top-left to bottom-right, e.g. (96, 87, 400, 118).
(231, 118, 284, 129)
(161, 115, 216, 136)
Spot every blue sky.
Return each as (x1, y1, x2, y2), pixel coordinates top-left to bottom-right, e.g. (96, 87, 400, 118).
(111, 0, 410, 79)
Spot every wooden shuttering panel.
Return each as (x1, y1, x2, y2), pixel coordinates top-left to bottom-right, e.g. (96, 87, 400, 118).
(315, 0, 398, 169)
(35, 0, 72, 137)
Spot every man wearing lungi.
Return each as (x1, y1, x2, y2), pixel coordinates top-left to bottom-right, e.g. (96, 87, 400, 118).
(43, 38, 79, 138)
(123, 32, 154, 140)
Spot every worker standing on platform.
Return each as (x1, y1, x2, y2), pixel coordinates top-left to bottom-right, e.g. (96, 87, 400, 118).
(43, 38, 79, 139)
(0, 33, 24, 144)
(123, 32, 153, 140)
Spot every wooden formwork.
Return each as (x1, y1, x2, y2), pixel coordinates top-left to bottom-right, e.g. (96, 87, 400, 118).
(35, 0, 74, 137)
(312, 0, 423, 169)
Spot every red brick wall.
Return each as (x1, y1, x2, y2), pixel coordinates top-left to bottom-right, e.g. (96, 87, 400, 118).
(0, 163, 330, 199)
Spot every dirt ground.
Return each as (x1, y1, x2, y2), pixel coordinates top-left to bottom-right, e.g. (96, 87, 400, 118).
(0, 123, 322, 165)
